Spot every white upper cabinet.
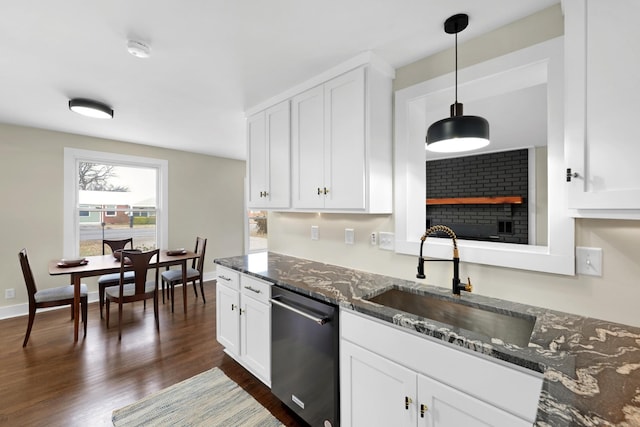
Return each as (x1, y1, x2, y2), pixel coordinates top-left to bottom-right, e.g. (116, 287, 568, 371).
(292, 67, 369, 210)
(564, 0, 640, 217)
(291, 65, 393, 213)
(246, 53, 393, 213)
(247, 100, 290, 209)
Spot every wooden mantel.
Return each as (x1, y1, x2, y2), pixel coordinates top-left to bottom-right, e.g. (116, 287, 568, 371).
(426, 196, 523, 205)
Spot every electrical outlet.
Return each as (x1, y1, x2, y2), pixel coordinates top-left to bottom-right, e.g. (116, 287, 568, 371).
(311, 225, 319, 241)
(379, 232, 395, 251)
(345, 228, 355, 244)
(5, 288, 15, 299)
(370, 232, 377, 245)
(576, 246, 602, 276)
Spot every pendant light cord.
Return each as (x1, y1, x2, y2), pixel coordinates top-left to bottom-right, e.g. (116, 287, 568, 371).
(454, 28, 458, 104)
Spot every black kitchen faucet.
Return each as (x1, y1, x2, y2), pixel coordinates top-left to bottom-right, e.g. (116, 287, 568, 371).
(416, 225, 472, 296)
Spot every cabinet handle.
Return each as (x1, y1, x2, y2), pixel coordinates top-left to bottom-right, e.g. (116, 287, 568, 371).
(323, 187, 329, 195)
(317, 187, 322, 195)
(239, 308, 245, 315)
(405, 396, 413, 410)
(244, 285, 261, 294)
(420, 403, 428, 417)
(260, 191, 269, 197)
(566, 168, 580, 182)
(219, 275, 232, 282)
(231, 303, 237, 311)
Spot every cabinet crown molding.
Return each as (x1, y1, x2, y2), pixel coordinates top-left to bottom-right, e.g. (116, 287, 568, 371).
(245, 51, 394, 117)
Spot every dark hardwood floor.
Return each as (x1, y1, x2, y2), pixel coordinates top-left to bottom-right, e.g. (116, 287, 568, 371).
(0, 281, 306, 426)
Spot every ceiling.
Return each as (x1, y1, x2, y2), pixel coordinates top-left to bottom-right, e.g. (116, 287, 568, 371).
(0, 0, 558, 160)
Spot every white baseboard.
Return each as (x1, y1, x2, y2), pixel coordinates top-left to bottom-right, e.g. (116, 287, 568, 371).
(0, 274, 217, 320)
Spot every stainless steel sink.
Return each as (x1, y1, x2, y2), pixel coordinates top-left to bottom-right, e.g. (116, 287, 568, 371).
(366, 289, 535, 347)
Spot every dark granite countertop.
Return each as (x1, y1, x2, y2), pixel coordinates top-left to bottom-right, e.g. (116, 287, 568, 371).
(214, 252, 640, 426)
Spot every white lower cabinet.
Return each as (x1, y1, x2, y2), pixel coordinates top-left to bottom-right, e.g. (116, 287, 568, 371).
(215, 266, 271, 386)
(340, 310, 542, 427)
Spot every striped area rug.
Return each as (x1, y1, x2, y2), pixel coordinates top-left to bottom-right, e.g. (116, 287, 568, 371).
(112, 368, 283, 426)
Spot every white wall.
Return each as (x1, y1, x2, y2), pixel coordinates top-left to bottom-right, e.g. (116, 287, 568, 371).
(0, 123, 246, 313)
(268, 5, 640, 328)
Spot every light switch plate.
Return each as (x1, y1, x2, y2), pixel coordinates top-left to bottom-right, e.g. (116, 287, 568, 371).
(379, 232, 394, 251)
(311, 225, 319, 241)
(345, 228, 354, 245)
(576, 246, 602, 276)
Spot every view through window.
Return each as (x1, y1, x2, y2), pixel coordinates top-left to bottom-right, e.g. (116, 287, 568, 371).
(78, 162, 158, 256)
(248, 210, 267, 252)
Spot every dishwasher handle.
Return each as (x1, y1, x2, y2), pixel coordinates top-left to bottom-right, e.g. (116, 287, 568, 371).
(270, 296, 331, 325)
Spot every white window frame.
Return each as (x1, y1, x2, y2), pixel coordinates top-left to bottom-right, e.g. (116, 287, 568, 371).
(63, 148, 168, 258)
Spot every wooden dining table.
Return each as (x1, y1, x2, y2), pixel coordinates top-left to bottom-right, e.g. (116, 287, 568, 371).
(48, 249, 200, 342)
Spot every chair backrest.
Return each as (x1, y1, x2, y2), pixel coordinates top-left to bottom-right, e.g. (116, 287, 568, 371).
(192, 237, 207, 273)
(103, 238, 133, 255)
(120, 249, 159, 296)
(18, 249, 37, 304)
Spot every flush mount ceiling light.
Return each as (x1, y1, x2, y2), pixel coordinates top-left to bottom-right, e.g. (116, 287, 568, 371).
(68, 98, 114, 119)
(426, 13, 489, 153)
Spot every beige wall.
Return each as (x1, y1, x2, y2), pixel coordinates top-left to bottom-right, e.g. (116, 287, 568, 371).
(0, 123, 245, 313)
(268, 5, 640, 328)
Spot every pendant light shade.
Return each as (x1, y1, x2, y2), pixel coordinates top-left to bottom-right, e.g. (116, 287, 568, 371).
(69, 98, 113, 119)
(426, 14, 489, 153)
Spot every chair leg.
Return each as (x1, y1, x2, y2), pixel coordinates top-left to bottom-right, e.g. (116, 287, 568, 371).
(170, 283, 175, 313)
(199, 278, 206, 304)
(23, 308, 36, 347)
(99, 284, 105, 319)
(192, 280, 198, 298)
(70, 304, 74, 319)
(82, 296, 88, 338)
(105, 299, 110, 328)
(154, 292, 159, 332)
(161, 279, 165, 304)
(118, 300, 123, 341)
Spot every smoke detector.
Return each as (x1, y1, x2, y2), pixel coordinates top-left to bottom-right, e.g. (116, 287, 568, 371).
(126, 40, 151, 58)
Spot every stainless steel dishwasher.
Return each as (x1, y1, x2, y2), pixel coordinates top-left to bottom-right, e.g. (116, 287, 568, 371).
(270, 285, 339, 427)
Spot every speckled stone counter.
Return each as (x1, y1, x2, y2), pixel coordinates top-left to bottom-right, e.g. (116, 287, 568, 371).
(214, 252, 640, 426)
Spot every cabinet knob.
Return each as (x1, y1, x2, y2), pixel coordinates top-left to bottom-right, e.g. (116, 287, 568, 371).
(420, 403, 428, 418)
(404, 396, 413, 410)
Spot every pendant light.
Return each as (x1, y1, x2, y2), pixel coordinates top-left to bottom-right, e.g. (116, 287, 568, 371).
(426, 14, 489, 153)
(68, 98, 114, 119)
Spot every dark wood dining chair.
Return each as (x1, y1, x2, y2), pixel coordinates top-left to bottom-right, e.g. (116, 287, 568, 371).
(98, 238, 135, 319)
(105, 249, 160, 340)
(161, 237, 207, 313)
(19, 248, 88, 346)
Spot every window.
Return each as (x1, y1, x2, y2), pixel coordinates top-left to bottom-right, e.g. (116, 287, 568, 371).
(247, 210, 267, 253)
(64, 148, 168, 257)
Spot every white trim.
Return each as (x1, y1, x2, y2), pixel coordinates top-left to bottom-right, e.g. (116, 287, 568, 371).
(63, 148, 169, 258)
(394, 37, 574, 275)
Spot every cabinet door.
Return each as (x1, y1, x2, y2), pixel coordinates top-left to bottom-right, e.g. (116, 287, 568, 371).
(216, 284, 240, 356)
(265, 101, 290, 208)
(324, 67, 366, 210)
(565, 0, 640, 213)
(247, 111, 267, 207)
(247, 101, 290, 209)
(292, 85, 325, 209)
(240, 295, 271, 382)
(341, 340, 415, 427)
(417, 374, 530, 427)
